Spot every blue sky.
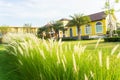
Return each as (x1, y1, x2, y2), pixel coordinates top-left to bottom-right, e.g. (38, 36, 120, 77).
(0, 0, 120, 27)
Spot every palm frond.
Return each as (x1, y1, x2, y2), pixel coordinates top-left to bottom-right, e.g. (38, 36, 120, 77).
(67, 13, 91, 27)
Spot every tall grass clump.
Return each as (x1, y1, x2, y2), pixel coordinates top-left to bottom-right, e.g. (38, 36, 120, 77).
(4, 33, 120, 80)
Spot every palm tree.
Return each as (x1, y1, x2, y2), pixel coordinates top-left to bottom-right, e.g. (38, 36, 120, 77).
(67, 14, 91, 40)
(37, 21, 64, 39)
(49, 21, 64, 39)
(37, 26, 48, 38)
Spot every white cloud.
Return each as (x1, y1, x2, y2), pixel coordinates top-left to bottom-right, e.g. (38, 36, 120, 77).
(0, 0, 120, 26)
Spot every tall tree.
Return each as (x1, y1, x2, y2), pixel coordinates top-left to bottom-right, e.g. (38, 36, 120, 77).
(104, 0, 119, 37)
(37, 26, 48, 38)
(37, 21, 64, 39)
(67, 14, 91, 40)
(50, 21, 64, 39)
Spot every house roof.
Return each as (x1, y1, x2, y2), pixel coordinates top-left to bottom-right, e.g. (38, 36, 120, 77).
(89, 11, 106, 22)
(59, 12, 107, 22)
(59, 18, 70, 21)
(44, 11, 108, 27)
(44, 23, 53, 27)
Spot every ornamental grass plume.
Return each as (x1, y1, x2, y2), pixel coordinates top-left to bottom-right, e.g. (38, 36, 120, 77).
(61, 59, 66, 72)
(111, 44, 119, 55)
(84, 74, 88, 80)
(95, 38, 101, 49)
(63, 54, 67, 64)
(74, 43, 86, 58)
(3, 33, 120, 80)
(39, 50, 46, 60)
(106, 56, 110, 70)
(56, 49, 60, 65)
(72, 53, 77, 73)
(43, 39, 49, 51)
(98, 50, 102, 67)
(117, 52, 120, 58)
(90, 71, 94, 78)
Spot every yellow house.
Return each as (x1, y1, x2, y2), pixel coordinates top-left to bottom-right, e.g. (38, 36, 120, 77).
(60, 11, 117, 39)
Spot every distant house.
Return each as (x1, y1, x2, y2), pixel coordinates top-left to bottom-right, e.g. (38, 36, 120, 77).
(59, 11, 117, 39)
(0, 26, 38, 35)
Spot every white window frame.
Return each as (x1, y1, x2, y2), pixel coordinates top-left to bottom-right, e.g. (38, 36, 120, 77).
(95, 22, 103, 33)
(85, 24, 91, 34)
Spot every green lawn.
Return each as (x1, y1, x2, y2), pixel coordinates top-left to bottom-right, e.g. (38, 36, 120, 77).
(0, 40, 120, 80)
(0, 44, 20, 80)
(0, 44, 5, 50)
(63, 39, 120, 53)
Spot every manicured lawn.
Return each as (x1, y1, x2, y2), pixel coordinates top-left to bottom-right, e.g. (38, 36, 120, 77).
(0, 39, 120, 80)
(63, 39, 120, 53)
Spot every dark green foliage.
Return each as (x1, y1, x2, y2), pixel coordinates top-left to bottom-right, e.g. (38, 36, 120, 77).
(116, 30, 120, 36)
(62, 37, 77, 41)
(62, 36, 95, 41)
(0, 38, 2, 44)
(104, 37, 120, 42)
(51, 21, 64, 33)
(37, 26, 50, 38)
(106, 30, 120, 37)
(0, 32, 2, 44)
(37, 21, 64, 39)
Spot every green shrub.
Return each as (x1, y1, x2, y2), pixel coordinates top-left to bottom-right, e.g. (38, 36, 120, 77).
(116, 30, 120, 36)
(4, 33, 120, 80)
(0, 32, 2, 44)
(104, 37, 120, 42)
(0, 38, 2, 44)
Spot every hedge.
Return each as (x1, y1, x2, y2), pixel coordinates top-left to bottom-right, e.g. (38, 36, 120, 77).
(104, 37, 120, 42)
(0, 38, 2, 44)
(62, 37, 77, 41)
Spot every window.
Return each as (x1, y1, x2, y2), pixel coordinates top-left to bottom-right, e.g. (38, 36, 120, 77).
(70, 28, 73, 37)
(96, 22, 102, 33)
(85, 24, 91, 34)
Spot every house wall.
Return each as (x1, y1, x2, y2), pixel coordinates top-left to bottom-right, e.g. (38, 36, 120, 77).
(65, 19, 107, 38)
(10, 27, 18, 33)
(62, 21, 69, 26)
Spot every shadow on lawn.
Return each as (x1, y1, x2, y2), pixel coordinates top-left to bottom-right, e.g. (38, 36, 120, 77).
(0, 50, 20, 80)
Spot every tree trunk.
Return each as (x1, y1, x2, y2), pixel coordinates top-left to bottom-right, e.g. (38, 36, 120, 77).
(77, 26, 81, 40)
(63, 30, 65, 38)
(108, 14, 113, 37)
(55, 31, 59, 40)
